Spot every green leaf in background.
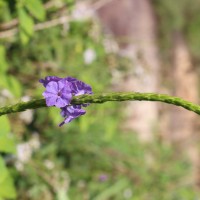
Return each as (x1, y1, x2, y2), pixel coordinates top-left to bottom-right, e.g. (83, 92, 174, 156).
(0, 1, 12, 22)
(18, 8, 34, 44)
(0, 74, 8, 88)
(64, 0, 75, 11)
(0, 116, 15, 153)
(0, 156, 9, 183)
(0, 156, 17, 199)
(0, 133, 16, 153)
(0, 45, 8, 73)
(0, 115, 10, 133)
(0, 75, 22, 98)
(0, 175, 17, 199)
(93, 179, 129, 200)
(25, 0, 46, 21)
(49, 107, 63, 126)
(6, 76, 22, 98)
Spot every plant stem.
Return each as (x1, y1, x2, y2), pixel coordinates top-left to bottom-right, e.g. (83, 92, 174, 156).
(0, 92, 200, 116)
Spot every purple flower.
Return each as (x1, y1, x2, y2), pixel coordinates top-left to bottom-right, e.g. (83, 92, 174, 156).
(42, 79, 72, 108)
(65, 77, 93, 96)
(40, 76, 92, 96)
(66, 77, 93, 108)
(39, 76, 61, 87)
(98, 174, 108, 182)
(59, 105, 86, 126)
(40, 76, 93, 126)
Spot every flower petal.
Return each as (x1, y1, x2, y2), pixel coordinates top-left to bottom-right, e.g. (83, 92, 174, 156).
(65, 77, 78, 82)
(61, 92, 72, 102)
(61, 83, 72, 94)
(57, 79, 66, 90)
(39, 76, 61, 87)
(46, 96, 57, 106)
(60, 105, 86, 117)
(46, 81, 58, 94)
(43, 91, 57, 98)
(55, 97, 68, 108)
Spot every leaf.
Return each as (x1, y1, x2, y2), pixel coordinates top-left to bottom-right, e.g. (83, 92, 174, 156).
(0, 175, 17, 199)
(25, 0, 46, 21)
(0, 116, 15, 153)
(49, 107, 63, 126)
(0, 116, 10, 133)
(0, 74, 8, 88)
(93, 179, 129, 200)
(18, 8, 34, 44)
(0, 75, 22, 98)
(6, 76, 22, 98)
(0, 133, 16, 153)
(0, 156, 17, 199)
(0, 156, 8, 183)
(80, 114, 89, 133)
(0, 45, 8, 73)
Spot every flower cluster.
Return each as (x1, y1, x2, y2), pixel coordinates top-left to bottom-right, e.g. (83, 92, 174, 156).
(39, 76, 92, 126)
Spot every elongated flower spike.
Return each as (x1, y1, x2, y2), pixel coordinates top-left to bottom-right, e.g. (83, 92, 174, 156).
(1, 92, 200, 118)
(40, 76, 93, 126)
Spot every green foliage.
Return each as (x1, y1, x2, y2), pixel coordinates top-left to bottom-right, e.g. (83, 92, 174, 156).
(93, 179, 129, 200)
(6, 76, 22, 98)
(0, 1, 12, 22)
(18, 8, 34, 44)
(0, 157, 16, 199)
(153, 0, 200, 59)
(17, 124, 196, 199)
(0, 116, 15, 153)
(0, 116, 16, 199)
(0, 46, 8, 73)
(0, 75, 22, 98)
(24, 0, 46, 21)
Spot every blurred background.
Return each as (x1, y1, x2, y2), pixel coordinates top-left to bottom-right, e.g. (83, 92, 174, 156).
(0, 0, 200, 199)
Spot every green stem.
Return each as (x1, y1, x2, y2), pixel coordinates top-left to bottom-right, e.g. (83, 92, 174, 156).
(0, 92, 200, 116)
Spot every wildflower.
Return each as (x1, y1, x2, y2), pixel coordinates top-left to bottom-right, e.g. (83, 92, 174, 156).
(59, 105, 86, 126)
(66, 77, 92, 107)
(42, 79, 72, 108)
(98, 174, 108, 182)
(40, 76, 93, 126)
(65, 77, 92, 95)
(39, 76, 61, 87)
